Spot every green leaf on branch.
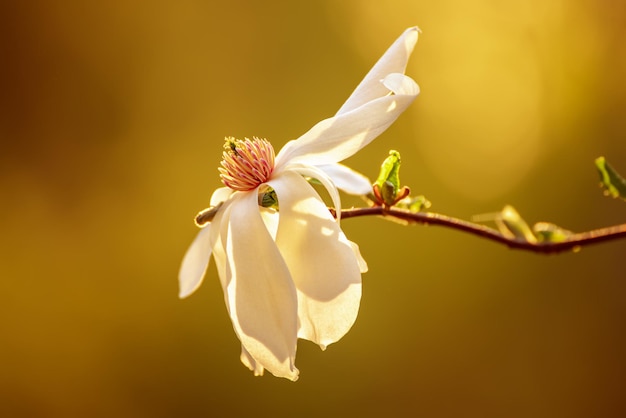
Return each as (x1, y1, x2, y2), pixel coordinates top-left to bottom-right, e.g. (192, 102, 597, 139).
(396, 195, 432, 212)
(372, 150, 410, 206)
(496, 205, 538, 243)
(596, 156, 626, 201)
(474, 206, 576, 244)
(532, 222, 573, 243)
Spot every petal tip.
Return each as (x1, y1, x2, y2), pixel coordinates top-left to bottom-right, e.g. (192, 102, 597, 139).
(178, 274, 203, 298)
(178, 265, 205, 299)
(404, 26, 420, 47)
(177, 226, 214, 301)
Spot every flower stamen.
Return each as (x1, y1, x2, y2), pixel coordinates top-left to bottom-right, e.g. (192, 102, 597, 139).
(219, 137, 275, 191)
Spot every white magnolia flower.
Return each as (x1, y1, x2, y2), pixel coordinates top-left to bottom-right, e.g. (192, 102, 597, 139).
(179, 27, 420, 381)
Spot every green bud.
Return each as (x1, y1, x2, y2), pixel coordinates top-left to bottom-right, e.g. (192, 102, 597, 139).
(373, 150, 410, 206)
(259, 188, 278, 209)
(374, 150, 402, 194)
(380, 181, 396, 206)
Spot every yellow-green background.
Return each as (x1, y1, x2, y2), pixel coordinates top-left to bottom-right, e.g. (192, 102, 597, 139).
(2, 1, 626, 417)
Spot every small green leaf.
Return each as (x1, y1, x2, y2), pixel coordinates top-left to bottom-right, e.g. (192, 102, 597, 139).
(533, 222, 573, 243)
(595, 156, 626, 201)
(495, 205, 537, 243)
(396, 195, 431, 212)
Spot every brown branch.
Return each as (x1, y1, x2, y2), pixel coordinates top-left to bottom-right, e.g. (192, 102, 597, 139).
(335, 206, 626, 254)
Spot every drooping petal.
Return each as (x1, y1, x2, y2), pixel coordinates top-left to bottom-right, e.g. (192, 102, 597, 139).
(179, 189, 235, 299)
(275, 73, 419, 168)
(206, 195, 273, 378)
(211, 209, 269, 377)
(336, 27, 419, 116)
(214, 205, 269, 378)
(210, 197, 234, 290)
(268, 171, 362, 350)
(223, 191, 300, 381)
(178, 224, 213, 299)
(317, 163, 372, 196)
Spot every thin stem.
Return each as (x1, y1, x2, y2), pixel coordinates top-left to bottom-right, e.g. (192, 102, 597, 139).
(336, 206, 626, 254)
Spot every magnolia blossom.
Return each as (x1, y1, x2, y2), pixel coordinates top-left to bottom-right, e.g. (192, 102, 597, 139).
(179, 27, 420, 381)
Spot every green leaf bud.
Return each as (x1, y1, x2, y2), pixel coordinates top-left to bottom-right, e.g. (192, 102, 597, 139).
(495, 205, 537, 243)
(533, 222, 573, 243)
(595, 156, 626, 201)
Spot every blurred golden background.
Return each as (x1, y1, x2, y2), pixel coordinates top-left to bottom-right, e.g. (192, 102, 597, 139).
(1, 1, 626, 417)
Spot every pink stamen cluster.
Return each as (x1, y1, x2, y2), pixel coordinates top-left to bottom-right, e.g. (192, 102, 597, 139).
(219, 137, 275, 191)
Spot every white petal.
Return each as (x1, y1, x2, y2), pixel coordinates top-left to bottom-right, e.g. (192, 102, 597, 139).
(348, 240, 368, 273)
(336, 27, 419, 116)
(178, 225, 213, 299)
(268, 171, 362, 350)
(275, 76, 418, 168)
(281, 162, 342, 221)
(211, 197, 234, 290)
(223, 191, 300, 381)
(317, 163, 372, 196)
(240, 346, 264, 377)
(179, 191, 237, 299)
(210, 187, 233, 206)
(259, 207, 279, 240)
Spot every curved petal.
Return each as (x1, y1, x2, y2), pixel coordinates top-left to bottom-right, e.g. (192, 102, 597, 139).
(268, 171, 362, 350)
(223, 191, 299, 381)
(317, 163, 372, 196)
(280, 162, 342, 221)
(178, 188, 235, 299)
(210, 187, 234, 206)
(211, 197, 235, 290)
(336, 27, 419, 116)
(275, 74, 419, 168)
(211, 205, 268, 377)
(259, 207, 279, 239)
(382, 72, 420, 97)
(178, 224, 213, 299)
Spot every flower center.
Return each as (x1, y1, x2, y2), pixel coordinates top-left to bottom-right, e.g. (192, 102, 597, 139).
(218, 136, 275, 191)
